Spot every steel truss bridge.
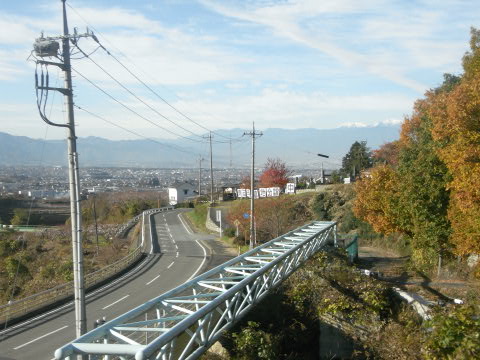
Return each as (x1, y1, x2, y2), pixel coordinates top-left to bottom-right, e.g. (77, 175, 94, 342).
(55, 220, 337, 360)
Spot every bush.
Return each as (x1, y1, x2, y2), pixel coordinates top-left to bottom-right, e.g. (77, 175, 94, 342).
(423, 305, 480, 359)
(233, 235, 246, 246)
(231, 321, 279, 360)
(224, 227, 236, 237)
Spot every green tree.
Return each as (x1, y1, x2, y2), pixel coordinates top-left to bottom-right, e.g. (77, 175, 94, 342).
(341, 141, 373, 178)
(10, 208, 29, 225)
(396, 105, 451, 268)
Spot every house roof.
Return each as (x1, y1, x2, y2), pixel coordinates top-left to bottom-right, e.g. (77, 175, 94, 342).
(168, 181, 196, 189)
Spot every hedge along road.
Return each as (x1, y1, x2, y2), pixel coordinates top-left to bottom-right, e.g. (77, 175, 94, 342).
(0, 208, 226, 360)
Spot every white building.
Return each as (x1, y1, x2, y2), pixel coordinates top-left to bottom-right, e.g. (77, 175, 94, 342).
(167, 182, 196, 205)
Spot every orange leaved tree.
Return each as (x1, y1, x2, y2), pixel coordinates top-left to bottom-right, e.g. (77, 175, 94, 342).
(259, 158, 291, 188)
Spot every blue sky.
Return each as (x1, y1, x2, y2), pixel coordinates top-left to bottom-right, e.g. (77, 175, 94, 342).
(0, 0, 478, 141)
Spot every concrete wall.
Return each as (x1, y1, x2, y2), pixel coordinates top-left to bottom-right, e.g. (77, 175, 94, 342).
(206, 207, 221, 233)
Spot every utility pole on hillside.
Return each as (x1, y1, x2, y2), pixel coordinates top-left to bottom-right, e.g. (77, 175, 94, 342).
(32, 0, 91, 338)
(203, 132, 214, 203)
(230, 138, 233, 169)
(243, 122, 262, 249)
(198, 156, 205, 197)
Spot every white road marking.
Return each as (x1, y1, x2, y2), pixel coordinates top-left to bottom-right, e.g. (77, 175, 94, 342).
(177, 213, 193, 235)
(13, 325, 68, 350)
(187, 239, 208, 282)
(177, 212, 208, 282)
(102, 295, 129, 310)
(146, 275, 161, 285)
(167, 261, 175, 269)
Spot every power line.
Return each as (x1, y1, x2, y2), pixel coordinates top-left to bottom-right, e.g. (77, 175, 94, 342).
(66, 2, 233, 140)
(71, 66, 208, 143)
(74, 104, 198, 156)
(71, 55, 244, 145)
(73, 43, 207, 142)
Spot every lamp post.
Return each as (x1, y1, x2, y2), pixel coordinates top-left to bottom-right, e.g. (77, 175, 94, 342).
(317, 153, 329, 184)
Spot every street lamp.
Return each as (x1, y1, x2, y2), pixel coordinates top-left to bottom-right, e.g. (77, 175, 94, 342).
(317, 153, 329, 184)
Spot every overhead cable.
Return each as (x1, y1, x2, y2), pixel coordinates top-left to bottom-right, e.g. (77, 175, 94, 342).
(71, 66, 207, 142)
(74, 104, 199, 156)
(66, 2, 233, 140)
(72, 43, 206, 142)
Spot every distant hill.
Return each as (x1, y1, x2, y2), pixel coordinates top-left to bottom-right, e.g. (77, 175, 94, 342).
(0, 124, 400, 168)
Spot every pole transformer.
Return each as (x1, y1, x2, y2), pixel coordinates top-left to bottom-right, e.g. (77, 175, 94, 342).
(32, 0, 95, 338)
(243, 122, 262, 249)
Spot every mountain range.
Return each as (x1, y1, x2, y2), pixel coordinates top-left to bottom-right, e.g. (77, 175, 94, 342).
(0, 124, 400, 169)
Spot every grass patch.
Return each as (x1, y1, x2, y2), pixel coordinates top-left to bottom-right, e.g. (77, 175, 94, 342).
(185, 203, 209, 233)
(219, 235, 249, 255)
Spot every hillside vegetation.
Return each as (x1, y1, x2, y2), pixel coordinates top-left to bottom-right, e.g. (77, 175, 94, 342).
(354, 28, 480, 274)
(0, 192, 162, 304)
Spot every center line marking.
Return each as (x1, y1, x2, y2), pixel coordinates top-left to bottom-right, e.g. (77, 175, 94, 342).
(146, 274, 161, 285)
(167, 261, 175, 269)
(102, 294, 129, 310)
(14, 325, 68, 350)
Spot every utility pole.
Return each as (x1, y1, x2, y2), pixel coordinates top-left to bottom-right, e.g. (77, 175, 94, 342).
(243, 122, 262, 249)
(32, 0, 92, 338)
(229, 138, 233, 169)
(92, 193, 99, 256)
(198, 156, 204, 197)
(204, 132, 214, 204)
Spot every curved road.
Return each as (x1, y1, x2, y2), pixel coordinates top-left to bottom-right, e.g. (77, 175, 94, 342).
(0, 209, 233, 360)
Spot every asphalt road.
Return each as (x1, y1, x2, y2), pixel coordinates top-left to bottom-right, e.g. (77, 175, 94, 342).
(0, 209, 233, 360)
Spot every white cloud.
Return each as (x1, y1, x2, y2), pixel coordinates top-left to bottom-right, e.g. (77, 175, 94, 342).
(199, 0, 473, 92)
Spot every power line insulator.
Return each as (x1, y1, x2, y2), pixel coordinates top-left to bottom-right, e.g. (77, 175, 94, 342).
(33, 38, 60, 57)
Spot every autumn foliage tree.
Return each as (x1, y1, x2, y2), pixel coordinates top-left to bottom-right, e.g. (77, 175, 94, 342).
(428, 28, 480, 255)
(372, 140, 401, 166)
(259, 158, 291, 188)
(354, 28, 480, 269)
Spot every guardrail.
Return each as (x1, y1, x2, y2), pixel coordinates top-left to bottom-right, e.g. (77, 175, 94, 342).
(54, 220, 337, 360)
(0, 207, 173, 327)
(0, 224, 57, 232)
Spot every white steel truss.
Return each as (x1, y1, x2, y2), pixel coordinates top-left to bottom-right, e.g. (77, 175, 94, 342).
(54, 221, 336, 360)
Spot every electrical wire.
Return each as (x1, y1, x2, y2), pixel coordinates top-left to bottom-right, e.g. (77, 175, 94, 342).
(74, 104, 200, 156)
(71, 45, 245, 146)
(2, 68, 59, 334)
(71, 66, 208, 142)
(66, 2, 235, 141)
(72, 42, 214, 142)
(72, 44, 207, 142)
